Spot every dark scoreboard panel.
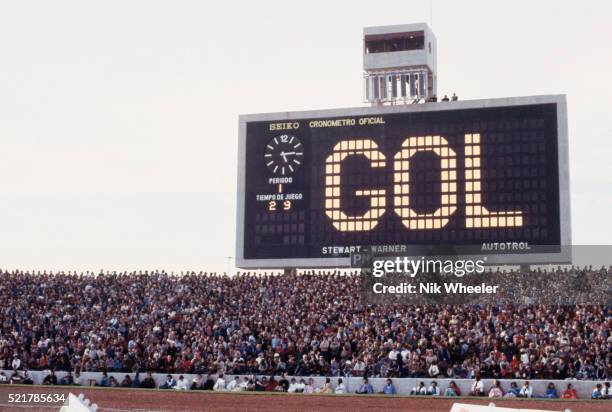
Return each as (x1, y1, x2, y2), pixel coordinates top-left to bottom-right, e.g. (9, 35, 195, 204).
(236, 96, 570, 268)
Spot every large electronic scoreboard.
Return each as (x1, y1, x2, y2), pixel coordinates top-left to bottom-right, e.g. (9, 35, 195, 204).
(236, 95, 570, 268)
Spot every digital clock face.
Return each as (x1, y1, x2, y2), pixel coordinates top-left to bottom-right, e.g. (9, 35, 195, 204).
(237, 96, 570, 268)
(264, 134, 304, 175)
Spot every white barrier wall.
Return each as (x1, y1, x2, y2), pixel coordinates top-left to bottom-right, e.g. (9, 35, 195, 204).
(2, 370, 604, 400)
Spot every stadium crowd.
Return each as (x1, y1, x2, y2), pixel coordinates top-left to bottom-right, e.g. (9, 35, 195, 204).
(0, 268, 610, 389)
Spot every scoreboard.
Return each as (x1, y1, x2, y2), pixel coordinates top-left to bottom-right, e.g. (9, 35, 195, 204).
(236, 95, 570, 268)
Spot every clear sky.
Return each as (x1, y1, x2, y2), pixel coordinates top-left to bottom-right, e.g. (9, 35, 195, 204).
(0, 0, 610, 272)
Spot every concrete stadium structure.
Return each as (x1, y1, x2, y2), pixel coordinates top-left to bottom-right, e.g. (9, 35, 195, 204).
(5, 370, 604, 400)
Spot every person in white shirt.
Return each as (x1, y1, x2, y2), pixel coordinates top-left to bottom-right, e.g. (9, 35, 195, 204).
(428, 364, 440, 377)
(175, 375, 188, 390)
(602, 382, 611, 399)
(470, 377, 484, 396)
(519, 381, 533, 398)
(287, 378, 300, 393)
(352, 359, 366, 376)
(11, 357, 21, 370)
(520, 349, 530, 365)
(227, 376, 242, 391)
(334, 378, 346, 394)
(427, 381, 440, 396)
(213, 374, 226, 391)
(239, 377, 249, 391)
(411, 381, 427, 395)
(295, 379, 306, 393)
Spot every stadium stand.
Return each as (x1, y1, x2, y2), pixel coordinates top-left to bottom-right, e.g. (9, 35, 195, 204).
(0, 268, 609, 399)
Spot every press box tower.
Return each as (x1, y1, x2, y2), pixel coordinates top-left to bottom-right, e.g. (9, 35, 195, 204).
(363, 23, 437, 104)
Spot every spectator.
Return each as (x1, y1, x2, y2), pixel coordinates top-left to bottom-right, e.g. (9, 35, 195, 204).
(109, 376, 119, 388)
(355, 378, 373, 394)
(428, 363, 440, 378)
(544, 382, 558, 398)
(411, 381, 427, 395)
(191, 374, 203, 390)
(42, 370, 57, 385)
(0, 372, 8, 384)
(213, 374, 226, 391)
(444, 381, 461, 396)
(202, 374, 215, 390)
(175, 375, 188, 390)
(294, 378, 306, 393)
(334, 378, 346, 394)
(592, 383, 603, 399)
(353, 358, 366, 376)
(238, 376, 249, 391)
(140, 372, 156, 389)
(131, 373, 139, 388)
(382, 378, 397, 395)
(561, 383, 577, 399)
(505, 382, 520, 398)
(121, 374, 132, 388)
(470, 377, 484, 396)
(488, 380, 504, 398)
(603, 382, 611, 399)
(276, 373, 290, 392)
(287, 378, 300, 393)
(160, 375, 176, 389)
(519, 381, 533, 398)
(22, 371, 33, 385)
(12, 355, 21, 370)
(10, 370, 23, 384)
(99, 372, 110, 387)
(265, 375, 277, 392)
(427, 381, 440, 396)
(244, 376, 255, 391)
(304, 378, 315, 394)
(60, 372, 74, 385)
(227, 376, 240, 391)
(254, 376, 266, 392)
(316, 377, 333, 394)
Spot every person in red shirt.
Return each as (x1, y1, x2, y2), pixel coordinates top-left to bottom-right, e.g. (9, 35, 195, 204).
(509, 354, 521, 375)
(561, 383, 578, 399)
(265, 375, 277, 392)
